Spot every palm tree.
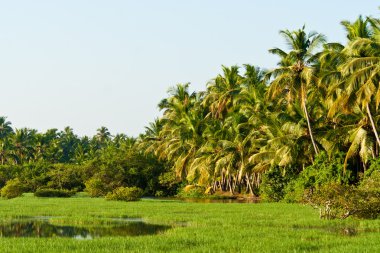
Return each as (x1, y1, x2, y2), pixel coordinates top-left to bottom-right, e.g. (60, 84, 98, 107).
(267, 26, 326, 155)
(12, 128, 36, 164)
(96, 126, 112, 144)
(341, 15, 373, 41)
(0, 117, 13, 139)
(0, 117, 14, 164)
(326, 16, 380, 162)
(156, 83, 205, 180)
(58, 127, 79, 163)
(203, 65, 243, 119)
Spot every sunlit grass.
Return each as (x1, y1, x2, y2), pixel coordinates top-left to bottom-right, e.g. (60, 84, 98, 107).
(0, 194, 379, 252)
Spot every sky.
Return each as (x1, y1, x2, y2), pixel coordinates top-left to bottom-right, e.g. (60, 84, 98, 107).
(0, 1, 379, 137)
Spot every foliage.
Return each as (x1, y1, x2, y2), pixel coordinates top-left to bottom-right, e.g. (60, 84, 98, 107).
(105, 186, 143, 201)
(308, 179, 380, 219)
(157, 171, 181, 196)
(34, 188, 76, 198)
(1, 178, 24, 199)
(283, 152, 350, 203)
(305, 168, 380, 219)
(85, 177, 110, 197)
(260, 167, 295, 202)
(46, 164, 84, 191)
(0, 165, 21, 188)
(176, 185, 206, 198)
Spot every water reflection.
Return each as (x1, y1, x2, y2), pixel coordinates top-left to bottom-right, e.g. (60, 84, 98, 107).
(155, 197, 260, 203)
(0, 218, 170, 239)
(181, 198, 259, 203)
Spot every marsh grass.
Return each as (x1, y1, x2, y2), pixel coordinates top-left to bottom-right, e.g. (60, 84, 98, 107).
(0, 195, 379, 252)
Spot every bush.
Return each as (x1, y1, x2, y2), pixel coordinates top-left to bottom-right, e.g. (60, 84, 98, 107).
(260, 167, 294, 202)
(105, 186, 144, 201)
(46, 164, 84, 191)
(157, 171, 180, 196)
(308, 175, 380, 219)
(34, 188, 76, 198)
(85, 177, 111, 197)
(0, 165, 21, 189)
(355, 170, 380, 218)
(1, 178, 24, 199)
(283, 152, 350, 203)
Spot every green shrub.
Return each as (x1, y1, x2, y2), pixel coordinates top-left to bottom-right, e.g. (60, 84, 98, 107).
(355, 170, 380, 218)
(157, 171, 180, 196)
(34, 188, 76, 198)
(308, 174, 380, 219)
(260, 167, 294, 202)
(154, 190, 165, 197)
(283, 152, 350, 203)
(283, 179, 309, 203)
(46, 164, 84, 191)
(85, 177, 111, 197)
(1, 178, 24, 199)
(0, 165, 20, 189)
(105, 186, 143, 201)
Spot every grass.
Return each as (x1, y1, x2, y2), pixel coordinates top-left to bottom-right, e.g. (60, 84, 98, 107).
(0, 194, 379, 252)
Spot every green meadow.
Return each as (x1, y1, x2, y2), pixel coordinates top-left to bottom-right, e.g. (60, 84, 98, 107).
(0, 195, 379, 253)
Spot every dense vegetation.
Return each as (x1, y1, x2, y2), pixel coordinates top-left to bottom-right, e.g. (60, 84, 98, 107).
(0, 123, 175, 198)
(141, 13, 380, 217)
(1, 12, 380, 218)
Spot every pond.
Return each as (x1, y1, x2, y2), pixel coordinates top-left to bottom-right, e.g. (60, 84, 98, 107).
(154, 197, 260, 203)
(0, 217, 171, 239)
(180, 198, 259, 203)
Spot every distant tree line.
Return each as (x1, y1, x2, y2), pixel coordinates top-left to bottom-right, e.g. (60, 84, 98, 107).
(0, 120, 177, 197)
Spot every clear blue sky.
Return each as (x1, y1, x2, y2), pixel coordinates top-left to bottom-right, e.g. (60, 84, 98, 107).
(0, 1, 378, 137)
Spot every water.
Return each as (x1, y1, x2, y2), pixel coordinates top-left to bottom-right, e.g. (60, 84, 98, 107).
(0, 217, 170, 239)
(181, 198, 259, 203)
(154, 197, 260, 203)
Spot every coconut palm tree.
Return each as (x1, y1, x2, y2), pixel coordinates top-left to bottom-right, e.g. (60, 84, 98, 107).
(0, 117, 14, 164)
(325, 16, 380, 169)
(156, 83, 205, 180)
(12, 128, 36, 164)
(96, 127, 112, 144)
(341, 15, 373, 41)
(203, 65, 243, 119)
(58, 127, 79, 163)
(0, 117, 13, 140)
(267, 26, 326, 155)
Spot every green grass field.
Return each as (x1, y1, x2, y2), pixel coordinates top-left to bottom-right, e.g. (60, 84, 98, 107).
(0, 194, 379, 253)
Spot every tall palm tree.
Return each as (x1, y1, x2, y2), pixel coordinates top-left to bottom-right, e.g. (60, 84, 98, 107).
(327, 16, 380, 151)
(267, 26, 326, 155)
(156, 83, 205, 180)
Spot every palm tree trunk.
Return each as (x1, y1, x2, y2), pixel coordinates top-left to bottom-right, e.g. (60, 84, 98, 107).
(212, 181, 217, 192)
(228, 175, 233, 194)
(246, 174, 254, 196)
(302, 102, 319, 155)
(366, 104, 380, 148)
